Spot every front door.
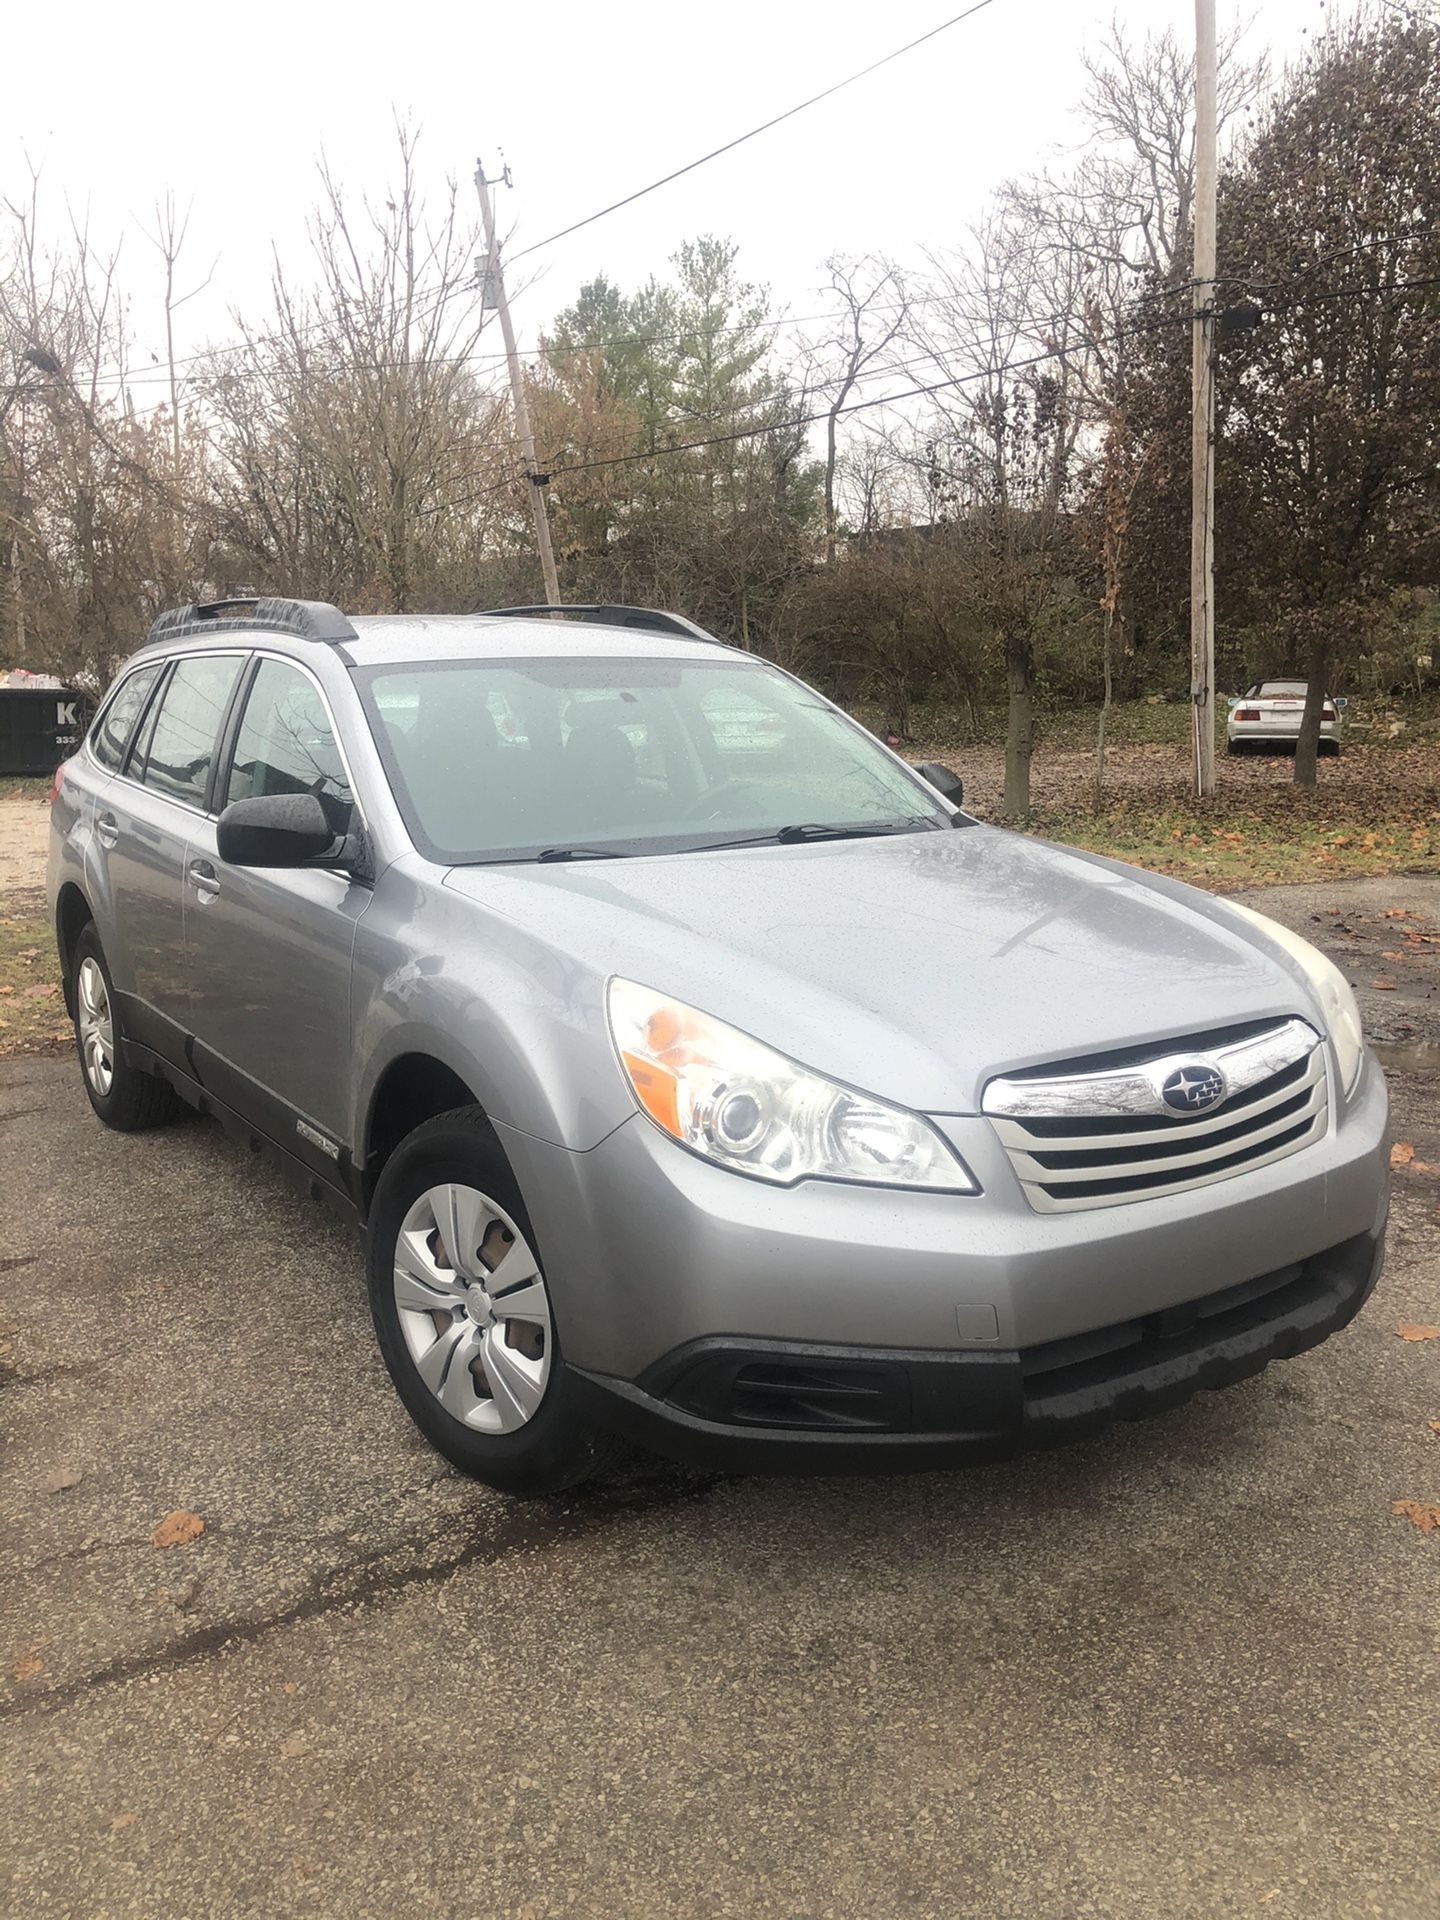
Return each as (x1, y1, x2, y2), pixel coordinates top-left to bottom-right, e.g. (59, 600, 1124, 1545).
(98, 652, 245, 1067)
(184, 654, 369, 1177)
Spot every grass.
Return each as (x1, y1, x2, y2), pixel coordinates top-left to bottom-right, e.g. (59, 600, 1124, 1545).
(1034, 803, 1439, 890)
(0, 909, 66, 1056)
(0, 776, 51, 804)
(874, 696, 1440, 889)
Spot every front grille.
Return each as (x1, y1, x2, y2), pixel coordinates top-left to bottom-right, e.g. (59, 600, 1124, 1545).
(984, 1018, 1328, 1212)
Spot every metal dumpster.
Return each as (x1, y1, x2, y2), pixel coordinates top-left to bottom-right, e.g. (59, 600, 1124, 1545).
(0, 687, 94, 776)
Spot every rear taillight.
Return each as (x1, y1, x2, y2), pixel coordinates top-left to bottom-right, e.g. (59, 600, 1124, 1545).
(48, 760, 65, 805)
(1236, 708, 1261, 722)
(1321, 707, 1336, 722)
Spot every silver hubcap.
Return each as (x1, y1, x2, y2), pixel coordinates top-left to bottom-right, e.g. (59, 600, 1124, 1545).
(393, 1183, 552, 1434)
(76, 957, 114, 1097)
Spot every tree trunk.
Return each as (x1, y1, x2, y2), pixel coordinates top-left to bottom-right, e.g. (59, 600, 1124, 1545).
(1293, 635, 1330, 788)
(1093, 601, 1115, 808)
(1003, 633, 1034, 822)
(824, 406, 840, 567)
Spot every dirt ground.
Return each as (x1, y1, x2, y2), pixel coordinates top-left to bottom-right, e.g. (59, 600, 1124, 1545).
(0, 792, 48, 899)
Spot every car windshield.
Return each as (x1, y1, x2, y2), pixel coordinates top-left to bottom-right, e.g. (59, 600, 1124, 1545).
(357, 655, 951, 864)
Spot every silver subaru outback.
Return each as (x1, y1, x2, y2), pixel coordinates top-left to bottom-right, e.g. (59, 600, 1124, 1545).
(49, 599, 1389, 1494)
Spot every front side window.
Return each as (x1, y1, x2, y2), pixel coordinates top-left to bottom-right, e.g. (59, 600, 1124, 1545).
(359, 654, 947, 864)
(137, 654, 243, 807)
(91, 665, 160, 771)
(225, 658, 353, 836)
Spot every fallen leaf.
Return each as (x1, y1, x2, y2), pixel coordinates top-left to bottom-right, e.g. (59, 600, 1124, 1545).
(1383, 908, 1410, 918)
(39, 1466, 83, 1495)
(16, 946, 39, 961)
(1426, 1420, 1440, 1438)
(109, 1814, 137, 1832)
(280, 1732, 312, 1759)
(11, 1646, 45, 1682)
(151, 1509, 204, 1549)
(1392, 1500, 1440, 1536)
(293, 1857, 316, 1880)
(1371, 978, 1397, 990)
(1381, 950, 1405, 960)
(1391, 1142, 1415, 1167)
(1396, 1323, 1440, 1342)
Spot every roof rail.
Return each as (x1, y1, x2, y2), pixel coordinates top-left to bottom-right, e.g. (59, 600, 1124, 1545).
(480, 604, 726, 645)
(146, 597, 358, 648)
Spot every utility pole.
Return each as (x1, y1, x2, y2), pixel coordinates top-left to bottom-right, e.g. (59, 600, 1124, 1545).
(1190, 0, 1218, 798)
(474, 159, 561, 607)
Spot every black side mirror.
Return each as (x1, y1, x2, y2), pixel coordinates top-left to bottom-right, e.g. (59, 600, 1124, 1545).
(217, 792, 341, 868)
(914, 761, 964, 807)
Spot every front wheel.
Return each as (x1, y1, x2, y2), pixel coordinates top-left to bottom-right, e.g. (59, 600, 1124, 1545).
(365, 1106, 612, 1495)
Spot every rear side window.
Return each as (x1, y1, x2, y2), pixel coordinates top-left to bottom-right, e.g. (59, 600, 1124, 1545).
(91, 666, 160, 772)
(224, 659, 353, 835)
(137, 655, 243, 807)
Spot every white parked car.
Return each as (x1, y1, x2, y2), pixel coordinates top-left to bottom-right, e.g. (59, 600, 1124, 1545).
(1226, 681, 1345, 755)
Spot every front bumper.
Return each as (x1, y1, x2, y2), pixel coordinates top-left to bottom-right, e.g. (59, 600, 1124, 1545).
(566, 1225, 1384, 1471)
(498, 1046, 1388, 1368)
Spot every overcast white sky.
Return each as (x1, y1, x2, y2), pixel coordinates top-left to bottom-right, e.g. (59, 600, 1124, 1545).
(9, 0, 1326, 387)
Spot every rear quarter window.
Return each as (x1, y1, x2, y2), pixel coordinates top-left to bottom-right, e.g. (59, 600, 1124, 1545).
(90, 665, 160, 772)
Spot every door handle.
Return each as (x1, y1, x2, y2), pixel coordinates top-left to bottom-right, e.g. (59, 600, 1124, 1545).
(187, 858, 220, 902)
(95, 812, 119, 849)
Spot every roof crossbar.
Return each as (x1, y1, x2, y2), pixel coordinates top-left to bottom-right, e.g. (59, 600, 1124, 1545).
(146, 598, 358, 648)
(480, 604, 725, 644)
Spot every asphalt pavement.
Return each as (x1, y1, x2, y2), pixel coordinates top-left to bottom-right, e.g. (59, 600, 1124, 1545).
(2, 877, 1438, 1919)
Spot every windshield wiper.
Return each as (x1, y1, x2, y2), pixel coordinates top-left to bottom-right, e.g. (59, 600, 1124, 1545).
(774, 821, 915, 844)
(684, 817, 938, 854)
(535, 846, 625, 863)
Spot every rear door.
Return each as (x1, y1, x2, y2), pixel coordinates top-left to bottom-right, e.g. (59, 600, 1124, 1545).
(97, 651, 245, 1067)
(183, 653, 368, 1171)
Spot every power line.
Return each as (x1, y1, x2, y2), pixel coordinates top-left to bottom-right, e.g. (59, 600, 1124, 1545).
(502, 321, 1195, 499)
(9, 5, 1005, 401)
(1133, 229, 1433, 306)
(8, 270, 1437, 413)
(506, 0, 1004, 263)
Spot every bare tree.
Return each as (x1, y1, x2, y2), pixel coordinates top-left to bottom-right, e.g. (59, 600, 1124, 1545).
(903, 215, 1086, 818)
(204, 124, 510, 609)
(804, 255, 908, 564)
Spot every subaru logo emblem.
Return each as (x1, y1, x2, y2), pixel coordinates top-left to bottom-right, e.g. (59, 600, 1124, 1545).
(1160, 1062, 1226, 1114)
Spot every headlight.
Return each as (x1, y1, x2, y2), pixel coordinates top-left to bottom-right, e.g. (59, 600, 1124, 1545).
(607, 978, 977, 1192)
(1225, 902, 1364, 1096)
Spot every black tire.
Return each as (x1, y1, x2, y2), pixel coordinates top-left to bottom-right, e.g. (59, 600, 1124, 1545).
(1225, 738, 1243, 756)
(365, 1105, 612, 1496)
(71, 924, 178, 1132)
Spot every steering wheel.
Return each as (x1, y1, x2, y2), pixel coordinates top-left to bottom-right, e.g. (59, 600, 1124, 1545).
(682, 779, 771, 824)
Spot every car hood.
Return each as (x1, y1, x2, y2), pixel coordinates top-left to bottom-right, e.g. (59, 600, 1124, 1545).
(443, 826, 1315, 1114)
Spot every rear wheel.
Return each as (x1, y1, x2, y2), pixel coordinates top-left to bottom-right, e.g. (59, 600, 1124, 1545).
(71, 925, 178, 1132)
(365, 1106, 612, 1495)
